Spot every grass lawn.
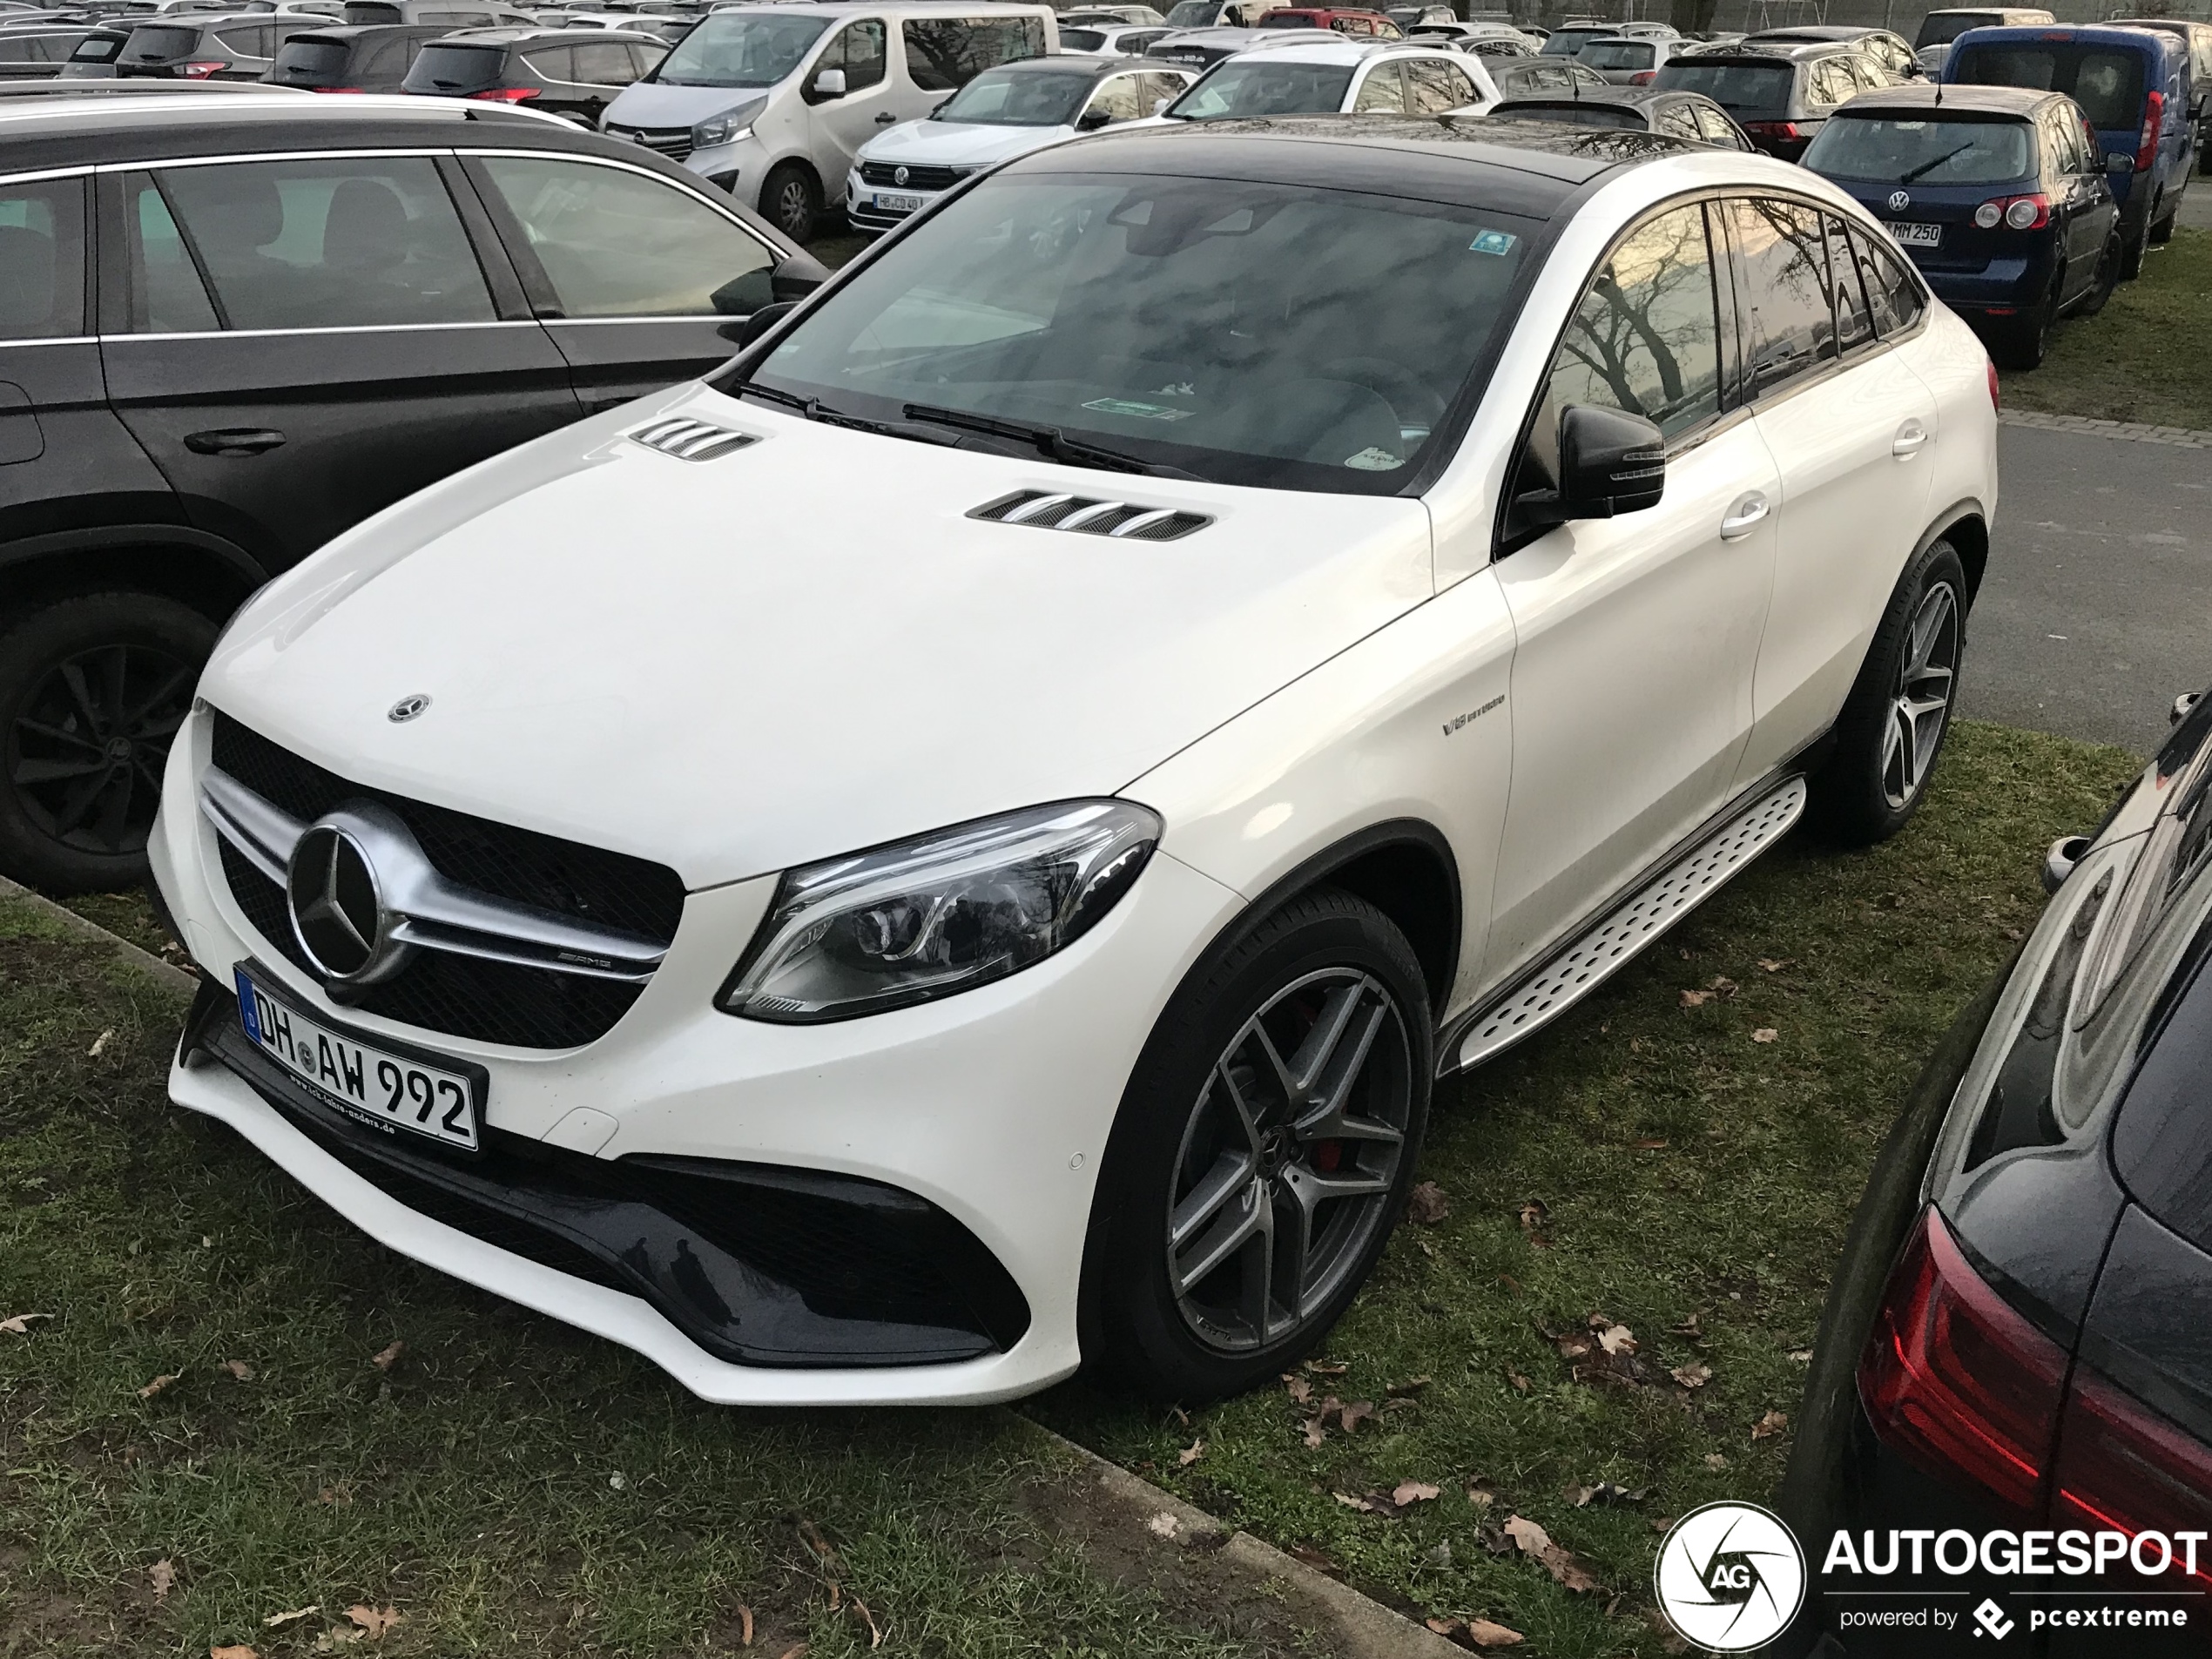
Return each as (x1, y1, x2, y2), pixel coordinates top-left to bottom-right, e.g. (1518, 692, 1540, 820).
(1032, 721, 2141, 1656)
(10, 722, 2141, 1656)
(2003, 226, 2212, 429)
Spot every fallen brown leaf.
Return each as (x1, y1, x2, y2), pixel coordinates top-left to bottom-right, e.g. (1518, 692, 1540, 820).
(1467, 1478, 1498, 1510)
(150, 1560, 176, 1602)
(1177, 1438, 1204, 1467)
(1752, 1409, 1789, 1440)
(1302, 1359, 1349, 1377)
(1392, 1480, 1441, 1507)
(89, 1028, 114, 1058)
(138, 1373, 179, 1399)
(1338, 1399, 1375, 1433)
(1757, 957, 1794, 973)
(1332, 1491, 1374, 1513)
(1505, 1368, 1530, 1393)
(1671, 1362, 1712, 1390)
(738, 1603, 754, 1647)
(347, 1605, 402, 1639)
(220, 1359, 255, 1382)
(1789, 1347, 1814, 1363)
(1285, 1374, 1312, 1406)
(826, 1582, 842, 1613)
(368, 1340, 404, 1372)
(1707, 976, 1737, 998)
(1630, 1137, 1668, 1150)
(211, 1646, 258, 1659)
(1678, 988, 1710, 1008)
(1386, 1375, 1432, 1397)
(776, 1646, 808, 1659)
(1703, 1453, 1730, 1470)
(1672, 1312, 1704, 1339)
(1595, 1323, 1636, 1356)
(1515, 1199, 1548, 1232)
(1466, 1617, 1526, 1649)
(850, 1596, 882, 1649)
(0, 1312, 52, 1335)
(262, 1606, 319, 1629)
(1750, 1028, 1778, 1044)
(317, 1484, 352, 1507)
(313, 1629, 363, 1653)
(1300, 1413, 1328, 1449)
(795, 1518, 841, 1570)
(1502, 1515, 1603, 1593)
(1406, 1181, 1452, 1225)
(1568, 1481, 1647, 1507)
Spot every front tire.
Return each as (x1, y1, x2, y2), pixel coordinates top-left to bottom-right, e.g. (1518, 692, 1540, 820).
(759, 162, 820, 244)
(0, 591, 215, 893)
(2073, 230, 2123, 319)
(1087, 888, 1433, 1402)
(1805, 540, 1966, 848)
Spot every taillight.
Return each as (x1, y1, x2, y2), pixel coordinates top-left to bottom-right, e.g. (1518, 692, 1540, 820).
(466, 84, 539, 101)
(1987, 360, 2001, 412)
(2137, 88, 2163, 174)
(178, 59, 226, 78)
(310, 84, 367, 92)
(1858, 1206, 2069, 1514)
(2051, 1370, 2212, 1588)
(1743, 120, 1803, 141)
(1973, 192, 2051, 231)
(1629, 68, 1654, 84)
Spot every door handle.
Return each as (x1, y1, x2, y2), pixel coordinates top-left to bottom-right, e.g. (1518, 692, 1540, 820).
(1719, 490, 1770, 541)
(184, 428, 285, 456)
(873, 111, 896, 123)
(1892, 417, 1929, 458)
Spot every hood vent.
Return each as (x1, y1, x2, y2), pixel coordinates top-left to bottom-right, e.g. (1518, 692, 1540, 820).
(970, 489, 1211, 542)
(630, 417, 759, 462)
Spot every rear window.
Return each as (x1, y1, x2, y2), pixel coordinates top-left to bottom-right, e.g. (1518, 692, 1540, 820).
(70, 32, 123, 59)
(402, 38, 507, 88)
(1803, 112, 2036, 183)
(267, 34, 351, 78)
(1168, 57, 1352, 115)
(120, 24, 201, 59)
(1950, 42, 2146, 129)
(1915, 10, 2002, 48)
(1578, 38, 1653, 68)
(1256, 10, 1315, 24)
(1656, 58, 1793, 112)
(1059, 26, 1103, 48)
(1492, 98, 1641, 127)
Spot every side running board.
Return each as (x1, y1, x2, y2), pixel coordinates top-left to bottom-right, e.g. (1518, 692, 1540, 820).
(1449, 775, 1809, 1076)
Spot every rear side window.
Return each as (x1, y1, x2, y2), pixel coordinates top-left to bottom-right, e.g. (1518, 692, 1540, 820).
(1692, 102, 1746, 146)
(1806, 55, 1857, 105)
(212, 24, 272, 57)
(1655, 100, 1702, 139)
(1351, 61, 1406, 111)
(70, 33, 122, 61)
(1084, 71, 1143, 119)
(131, 158, 495, 331)
(1405, 56, 1474, 110)
(901, 16, 1044, 91)
(1725, 196, 1836, 395)
(1952, 42, 2146, 129)
(404, 39, 506, 90)
(572, 39, 638, 83)
(1538, 201, 1723, 446)
(816, 18, 886, 91)
(1824, 214, 1874, 354)
(0, 176, 85, 341)
(522, 44, 576, 81)
(477, 156, 775, 316)
(1847, 221, 1925, 335)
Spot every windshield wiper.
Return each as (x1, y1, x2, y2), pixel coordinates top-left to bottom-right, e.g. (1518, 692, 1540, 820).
(899, 403, 1200, 478)
(734, 380, 960, 445)
(1899, 142, 1975, 183)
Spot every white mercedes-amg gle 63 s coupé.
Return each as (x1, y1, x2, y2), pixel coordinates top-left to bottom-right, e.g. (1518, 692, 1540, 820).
(153, 114, 1999, 1406)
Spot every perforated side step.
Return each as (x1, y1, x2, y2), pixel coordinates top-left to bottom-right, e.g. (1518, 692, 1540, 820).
(1452, 776, 1808, 1075)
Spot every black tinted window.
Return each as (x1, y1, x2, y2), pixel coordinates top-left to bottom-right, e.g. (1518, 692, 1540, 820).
(1725, 196, 1835, 395)
(1538, 201, 1722, 445)
(0, 176, 84, 341)
(70, 33, 121, 60)
(404, 39, 505, 88)
(901, 16, 1043, 91)
(817, 17, 885, 89)
(522, 44, 575, 80)
(1405, 55, 1474, 110)
(1802, 113, 2037, 184)
(1493, 99, 1642, 128)
(1656, 58, 1792, 114)
(152, 157, 496, 329)
(268, 35, 352, 79)
(1952, 43, 2146, 128)
(120, 24, 200, 60)
(572, 39, 637, 82)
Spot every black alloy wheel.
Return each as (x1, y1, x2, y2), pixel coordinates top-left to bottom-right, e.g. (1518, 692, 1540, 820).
(0, 592, 215, 892)
(1086, 887, 1433, 1400)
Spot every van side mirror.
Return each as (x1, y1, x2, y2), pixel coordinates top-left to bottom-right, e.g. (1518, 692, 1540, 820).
(1517, 404, 1666, 526)
(1075, 104, 1114, 129)
(812, 65, 846, 98)
(2106, 150, 2135, 173)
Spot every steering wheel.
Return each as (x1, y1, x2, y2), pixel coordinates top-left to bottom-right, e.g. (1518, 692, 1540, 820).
(1315, 355, 1446, 435)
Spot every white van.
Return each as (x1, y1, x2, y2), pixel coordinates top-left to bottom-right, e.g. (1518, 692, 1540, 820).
(598, 1, 1056, 239)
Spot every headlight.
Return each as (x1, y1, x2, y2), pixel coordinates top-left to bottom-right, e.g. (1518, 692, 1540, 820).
(693, 99, 763, 148)
(719, 799, 1161, 1023)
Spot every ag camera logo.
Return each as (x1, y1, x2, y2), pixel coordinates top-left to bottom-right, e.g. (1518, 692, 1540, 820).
(1655, 1501, 1806, 1651)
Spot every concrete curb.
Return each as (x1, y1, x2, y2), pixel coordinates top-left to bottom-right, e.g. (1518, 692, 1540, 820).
(1, 878, 1462, 1657)
(2000, 409, 2212, 449)
(998, 1410, 1468, 1659)
(0, 875, 197, 997)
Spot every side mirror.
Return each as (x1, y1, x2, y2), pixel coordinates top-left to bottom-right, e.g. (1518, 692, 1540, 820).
(2042, 833, 2091, 895)
(2106, 150, 2135, 173)
(769, 249, 828, 301)
(1075, 104, 1114, 129)
(812, 65, 846, 98)
(1544, 404, 1665, 520)
(719, 299, 796, 347)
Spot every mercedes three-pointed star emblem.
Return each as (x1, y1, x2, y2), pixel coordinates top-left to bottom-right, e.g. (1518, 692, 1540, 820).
(287, 822, 387, 982)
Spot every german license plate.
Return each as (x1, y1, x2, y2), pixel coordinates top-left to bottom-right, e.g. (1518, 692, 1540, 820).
(873, 191, 927, 213)
(1887, 220, 1942, 247)
(234, 966, 483, 1153)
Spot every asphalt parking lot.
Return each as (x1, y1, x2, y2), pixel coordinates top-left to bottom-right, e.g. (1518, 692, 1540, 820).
(1964, 421, 2212, 754)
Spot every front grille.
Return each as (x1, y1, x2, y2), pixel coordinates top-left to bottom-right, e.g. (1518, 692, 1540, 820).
(209, 712, 685, 1049)
(970, 489, 1211, 542)
(606, 123, 693, 161)
(858, 160, 964, 191)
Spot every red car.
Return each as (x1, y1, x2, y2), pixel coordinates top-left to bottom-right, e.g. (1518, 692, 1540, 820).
(1257, 7, 1403, 36)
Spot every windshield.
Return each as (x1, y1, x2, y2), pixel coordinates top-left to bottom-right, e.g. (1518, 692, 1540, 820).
(740, 173, 1535, 491)
(1656, 58, 1791, 111)
(1804, 113, 2034, 182)
(934, 64, 1096, 123)
(1578, 37, 1653, 67)
(1163, 0, 1214, 23)
(1167, 57, 1351, 114)
(1915, 10, 2000, 48)
(649, 10, 825, 85)
(1540, 29, 1602, 55)
(1950, 42, 2145, 129)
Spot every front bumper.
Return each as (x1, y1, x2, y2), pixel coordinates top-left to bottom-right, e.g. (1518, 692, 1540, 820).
(152, 705, 1242, 1404)
(844, 168, 945, 233)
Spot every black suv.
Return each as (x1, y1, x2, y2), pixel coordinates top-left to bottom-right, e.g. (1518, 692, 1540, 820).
(1656, 38, 1898, 158)
(0, 93, 823, 890)
(263, 22, 455, 90)
(400, 25, 663, 121)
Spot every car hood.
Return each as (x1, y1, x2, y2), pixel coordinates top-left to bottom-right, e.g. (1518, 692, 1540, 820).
(600, 78, 779, 126)
(200, 386, 1434, 890)
(858, 117, 1071, 167)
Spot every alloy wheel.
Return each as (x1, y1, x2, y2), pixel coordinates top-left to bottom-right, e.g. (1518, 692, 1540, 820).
(773, 177, 812, 239)
(1880, 581, 1959, 811)
(6, 643, 194, 856)
(1166, 968, 1413, 1353)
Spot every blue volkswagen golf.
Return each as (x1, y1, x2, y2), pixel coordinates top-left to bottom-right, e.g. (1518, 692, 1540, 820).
(1801, 81, 2122, 368)
(1945, 22, 2195, 273)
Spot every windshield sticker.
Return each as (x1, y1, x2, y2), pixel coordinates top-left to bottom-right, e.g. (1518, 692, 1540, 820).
(1345, 447, 1404, 470)
(1468, 229, 1518, 256)
(1082, 398, 1193, 421)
